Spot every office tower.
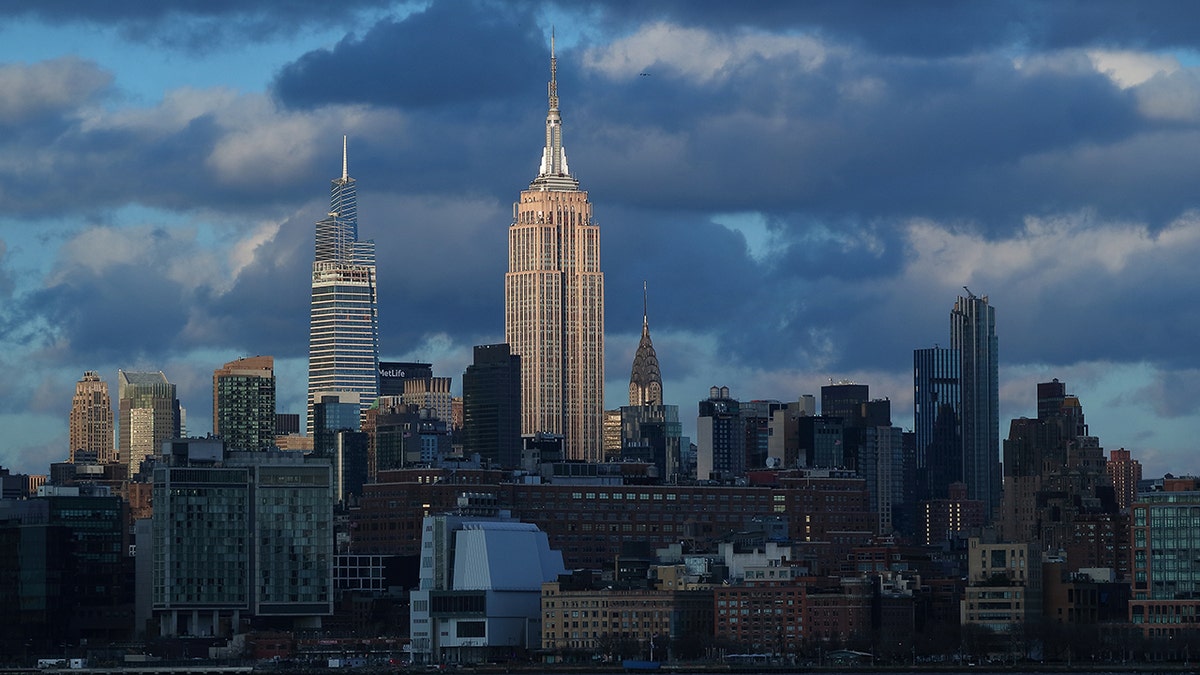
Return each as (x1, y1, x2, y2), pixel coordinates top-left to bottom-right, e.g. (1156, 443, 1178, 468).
(913, 346, 961, 501)
(402, 376, 453, 425)
(69, 371, 115, 463)
(741, 400, 785, 471)
(307, 136, 379, 433)
(151, 440, 333, 637)
(312, 392, 361, 456)
(697, 386, 744, 480)
(618, 404, 682, 481)
(951, 291, 1000, 518)
(821, 382, 868, 426)
(629, 283, 662, 407)
(378, 361, 433, 398)
(118, 370, 181, 476)
(505, 35, 604, 462)
(462, 344, 523, 469)
(213, 356, 276, 452)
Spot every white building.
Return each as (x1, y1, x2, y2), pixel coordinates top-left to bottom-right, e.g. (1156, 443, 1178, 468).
(410, 508, 565, 664)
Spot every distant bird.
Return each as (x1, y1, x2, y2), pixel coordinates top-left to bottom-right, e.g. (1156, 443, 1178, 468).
(639, 72, 651, 76)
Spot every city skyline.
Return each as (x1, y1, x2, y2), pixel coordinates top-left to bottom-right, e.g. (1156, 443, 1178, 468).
(4, 2, 1200, 478)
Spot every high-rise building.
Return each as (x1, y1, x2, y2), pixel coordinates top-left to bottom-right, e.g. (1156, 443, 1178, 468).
(462, 344, 522, 469)
(118, 370, 181, 476)
(697, 386, 743, 480)
(151, 440, 333, 637)
(1107, 447, 1142, 511)
(307, 136, 379, 434)
(505, 35, 604, 462)
(69, 371, 115, 463)
(213, 356, 276, 452)
(951, 291, 999, 518)
(378, 361, 433, 398)
(629, 283, 662, 407)
(913, 346, 961, 500)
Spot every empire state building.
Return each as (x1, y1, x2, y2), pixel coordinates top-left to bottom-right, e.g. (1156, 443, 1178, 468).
(505, 35, 604, 461)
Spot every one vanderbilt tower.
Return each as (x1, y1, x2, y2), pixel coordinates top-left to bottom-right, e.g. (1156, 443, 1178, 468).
(307, 137, 380, 433)
(506, 34, 605, 461)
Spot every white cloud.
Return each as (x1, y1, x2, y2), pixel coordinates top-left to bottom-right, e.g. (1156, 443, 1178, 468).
(583, 23, 830, 83)
(1088, 50, 1179, 89)
(0, 57, 111, 124)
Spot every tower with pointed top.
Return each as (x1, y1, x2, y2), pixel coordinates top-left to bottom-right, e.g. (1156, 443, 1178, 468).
(307, 136, 379, 433)
(506, 35, 605, 461)
(629, 283, 662, 407)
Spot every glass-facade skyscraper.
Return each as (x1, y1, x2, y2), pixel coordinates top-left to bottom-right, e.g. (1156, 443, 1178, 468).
(307, 137, 379, 433)
(951, 292, 1000, 518)
(913, 346, 961, 501)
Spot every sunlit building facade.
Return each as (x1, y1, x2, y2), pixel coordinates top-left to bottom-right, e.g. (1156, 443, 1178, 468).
(213, 356, 276, 452)
(505, 36, 604, 462)
(307, 137, 379, 433)
(69, 371, 115, 463)
(118, 370, 181, 476)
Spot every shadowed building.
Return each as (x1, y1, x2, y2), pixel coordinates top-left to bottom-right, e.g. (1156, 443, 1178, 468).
(952, 291, 1000, 518)
(462, 344, 522, 469)
(505, 35, 604, 462)
(213, 356, 276, 452)
(914, 346, 961, 501)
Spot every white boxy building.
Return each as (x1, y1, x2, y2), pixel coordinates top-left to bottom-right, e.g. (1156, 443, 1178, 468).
(410, 505, 565, 664)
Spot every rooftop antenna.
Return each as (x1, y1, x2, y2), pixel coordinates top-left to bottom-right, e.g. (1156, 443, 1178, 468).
(642, 280, 648, 327)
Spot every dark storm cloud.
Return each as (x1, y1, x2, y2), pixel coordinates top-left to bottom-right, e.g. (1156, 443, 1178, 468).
(549, 0, 1200, 56)
(0, 0, 393, 51)
(273, 1, 545, 110)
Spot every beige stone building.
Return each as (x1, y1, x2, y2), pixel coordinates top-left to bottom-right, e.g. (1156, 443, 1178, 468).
(506, 35, 604, 462)
(69, 370, 115, 463)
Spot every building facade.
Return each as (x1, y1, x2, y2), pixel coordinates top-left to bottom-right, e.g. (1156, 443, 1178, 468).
(307, 136, 379, 433)
(505, 37, 604, 462)
(951, 292, 1000, 518)
(913, 346, 961, 501)
(69, 370, 115, 463)
(410, 510, 565, 664)
(150, 440, 333, 637)
(118, 370, 181, 476)
(213, 356, 276, 452)
(462, 344, 523, 469)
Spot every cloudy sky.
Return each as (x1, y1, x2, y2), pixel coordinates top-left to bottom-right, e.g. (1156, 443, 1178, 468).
(3, 0, 1200, 478)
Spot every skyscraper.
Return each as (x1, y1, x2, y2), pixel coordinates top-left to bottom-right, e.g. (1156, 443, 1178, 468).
(118, 370, 181, 475)
(628, 283, 662, 407)
(913, 346, 961, 500)
(69, 371, 115, 463)
(951, 291, 1000, 518)
(462, 344, 523, 469)
(505, 35, 604, 461)
(213, 356, 276, 452)
(307, 136, 379, 434)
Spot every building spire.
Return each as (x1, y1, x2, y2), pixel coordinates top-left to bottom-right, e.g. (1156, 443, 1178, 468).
(642, 280, 649, 329)
(531, 27, 577, 190)
(342, 135, 348, 181)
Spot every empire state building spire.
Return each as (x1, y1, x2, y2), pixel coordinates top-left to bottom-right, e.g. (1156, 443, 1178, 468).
(532, 29, 578, 191)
